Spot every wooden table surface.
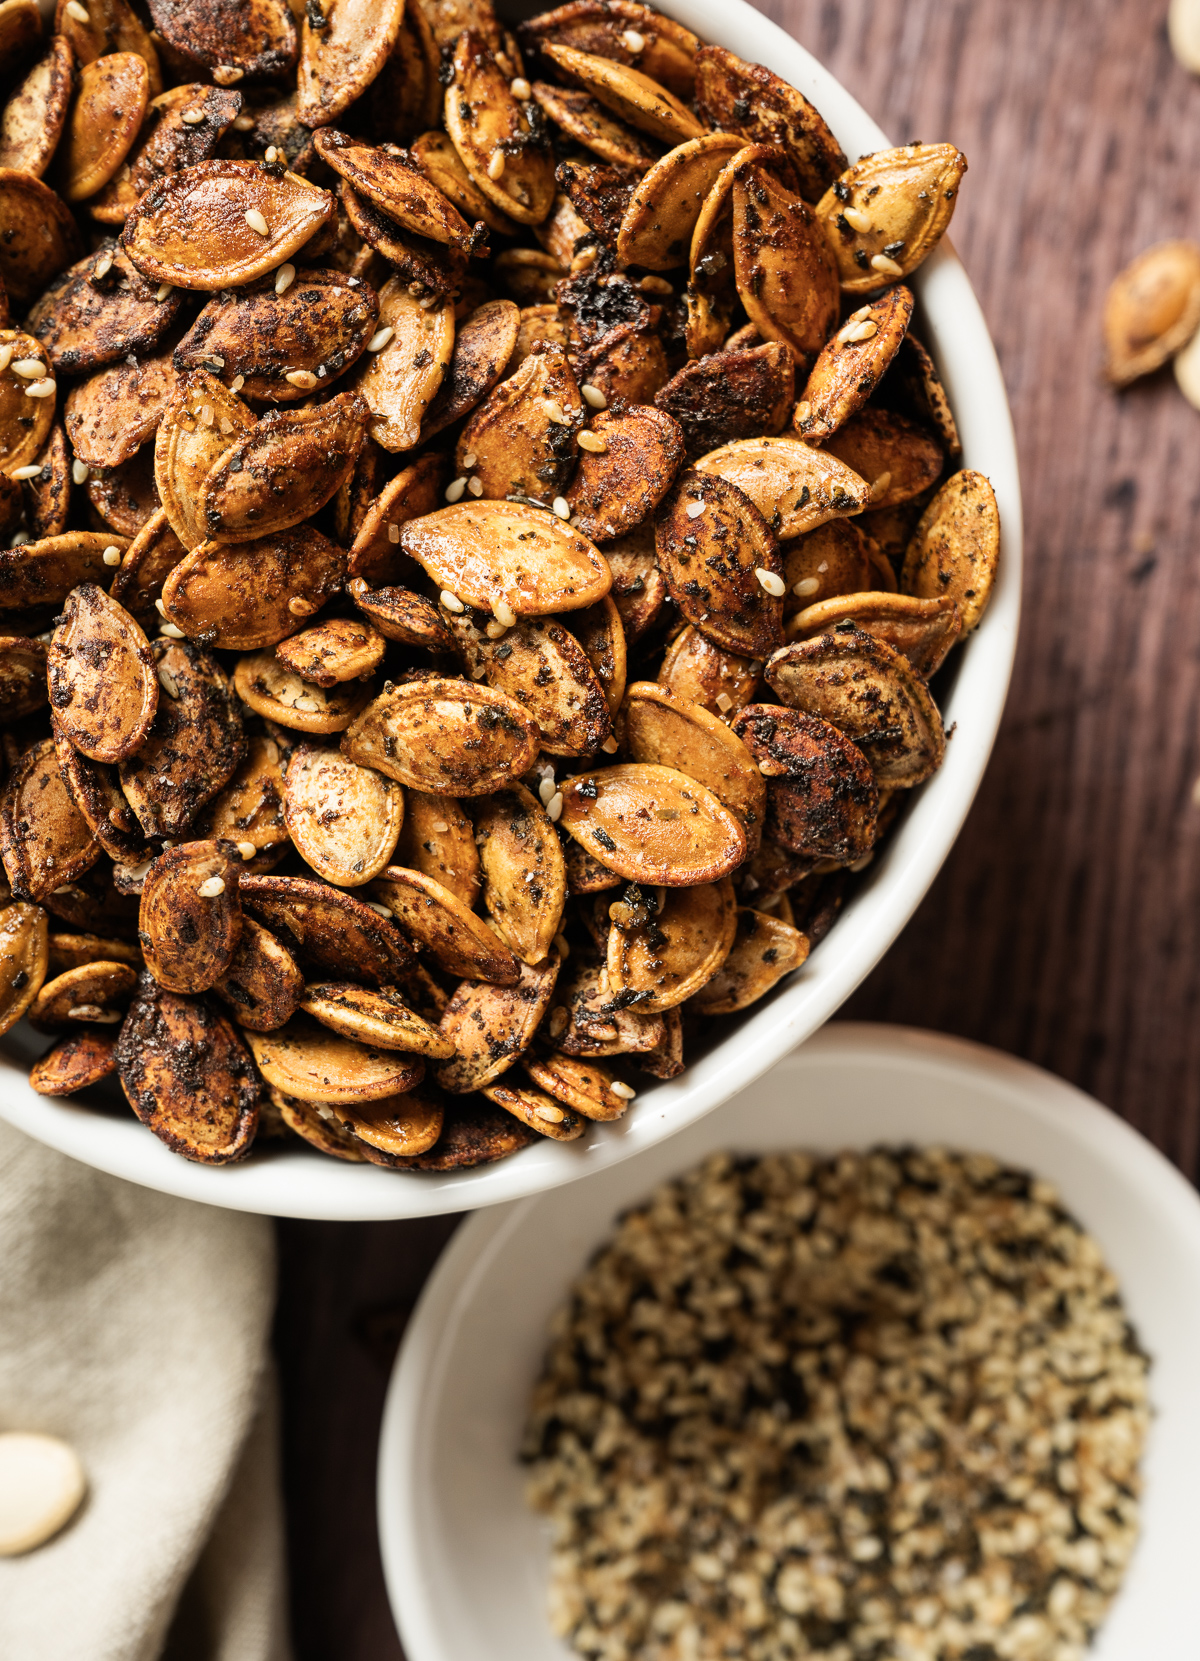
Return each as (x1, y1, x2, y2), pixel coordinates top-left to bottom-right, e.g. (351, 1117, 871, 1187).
(274, 2, 1200, 1652)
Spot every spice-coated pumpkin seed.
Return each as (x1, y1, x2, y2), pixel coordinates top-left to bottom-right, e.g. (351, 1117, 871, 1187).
(192, 733, 288, 857)
(435, 955, 560, 1092)
(349, 582, 455, 655)
(85, 449, 162, 539)
(138, 840, 242, 993)
(174, 268, 379, 403)
(355, 277, 455, 453)
(823, 407, 943, 510)
(731, 153, 839, 370)
(731, 703, 878, 860)
(122, 161, 335, 291)
(888, 334, 961, 458)
(655, 468, 783, 657)
(389, 1095, 537, 1169)
(240, 872, 411, 984)
(344, 676, 539, 794)
(372, 863, 519, 983)
(782, 519, 872, 615)
(58, 53, 148, 206)
(816, 142, 967, 294)
(541, 41, 703, 145)
(410, 128, 520, 238)
(147, 0, 296, 79)
(421, 299, 521, 441)
(117, 973, 259, 1163)
(456, 340, 583, 502)
(445, 30, 556, 228)
(607, 875, 735, 1011)
(297, 0, 405, 128)
(368, 2, 442, 142)
(328, 1089, 445, 1161)
(523, 0, 698, 97)
(233, 651, 375, 733)
(617, 133, 742, 271)
(0, 635, 47, 722)
(21, 423, 71, 540)
(690, 905, 809, 1014)
(284, 745, 402, 886)
(901, 468, 1000, 633)
(151, 374, 245, 551)
(447, 610, 612, 757)
(765, 628, 946, 788)
(0, 532, 131, 613)
(348, 451, 446, 583)
(694, 44, 845, 203)
(300, 982, 455, 1058)
(522, 1048, 630, 1120)
(0, 736, 99, 902)
(1103, 240, 1200, 386)
(788, 590, 961, 678)
(481, 1078, 585, 1140)
(315, 131, 475, 252)
(30, 1028, 119, 1095)
(570, 593, 626, 716)
(275, 617, 385, 687)
(657, 623, 760, 719)
(268, 1084, 366, 1159)
(53, 718, 152, 865)
(54, 0, 161, 90)
(64, 347, 179, 470)
(246, 1015, 424, 1103)
(566, 402, 684, 541)
(47, 583, 158, 764)
(213, 916, 303, 1031)
(0, 36, 73, 179)
(400, 499, 612, 615)
(0, 901, 48, 1037)
(48, 932, 142, 973)
(90, 84, 245, 226)
(118, 639, 244, 837)
(162, 526, 346, 649)
(27, 957, 137, 1030)
(587, 527, 661, 643)
(474, 783, 567, 964)
(530, 80, 660, 173)
(0, 329, 55, 471)
(693, 436, 869, 539)
(796, 285, 914, 442)
(392, 788, 480, 908)
(655, 342, 794, 457)
(199, 390, 368, 543)
(0, 168, 82, 309)
(559, 761, 746, 885)
(549, 956, 665, 1055)
(623, 680, 765, 852)
(107, 509, 187, 629)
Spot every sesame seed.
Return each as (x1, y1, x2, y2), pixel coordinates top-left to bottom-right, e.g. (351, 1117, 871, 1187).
(685, 500, 706, 519)
(264, 145, 279, 163)
(577, 431, 607, 453)
(9, 532, 29, 547)
(871, 252, 904, 277)
(368, 326, 394, 352)
(484, 619, 507, 638)
(538, 775, 556, 805)
(445, 476, 467, 503)
(285, 368, 318, 388)
(233, 114, 255, 131)
(275, 263, 296, 295)
(230, 374, 245, 392)
(843, 205, 872, 233)
(237, 841, 257, 861)
(547, 791, 564, 821)
(419, 294, 440, 309)
(181, 107, 205, 125)
(65, 0, 89, 19)
(552, 497, 570, 519)
(839, 318, 878, 343)
(157, 664, 180, 699)
(367, 901, 392, 918)
(600, 735, 619, 754)
(487, 150, 506, 180)
(549, 1005, 568, 1036)
(197, 876, 226, 898)
(93, 252, 113, 279)
(213, 64, 244, 84)
(870, 469, 893, 501)
(160, 622, 185, 638)
(468, 476, 483, 497)
(552, 933, 570, 959)
(610, 1079, 636, 1099)
(431, 818, 450, 832)
(544, 398, 567, 425)
(462, 452, 478, 468)
(293, 694, 321, 712)
(25, 378, 56, 398)
(440, 590, 465, 612)
(12, 465, 41, 480)
(494, 598, 516, 627)
(71, 459, 89, 485)
(102, 546, 122, 566)
(535, 1103, 565, 1124)
(155, 598, 167, 615)
(12, 359, 45, 379)
(793, 575, 820, 597)
(620, 27, 645, 50)
(288, 596, 316, 616)
(244, 208, 270, 236)
(0, 346, 11, 375)
(200, 402, 214, 426)
(581, 383, 607, 409)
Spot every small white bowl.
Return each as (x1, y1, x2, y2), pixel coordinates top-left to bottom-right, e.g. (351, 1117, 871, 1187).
(377, 1025, 1200, 1661)
(0, 1, 1021, 1220)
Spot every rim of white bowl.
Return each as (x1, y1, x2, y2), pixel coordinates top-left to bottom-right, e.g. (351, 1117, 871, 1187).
(377, 1025, 1200, 1661)
(0, 2, 1022, 1220)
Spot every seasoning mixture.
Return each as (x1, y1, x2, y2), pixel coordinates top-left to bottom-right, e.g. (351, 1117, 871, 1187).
(524, 1148, 1149, 1659)
(0, 0, 998, 1171)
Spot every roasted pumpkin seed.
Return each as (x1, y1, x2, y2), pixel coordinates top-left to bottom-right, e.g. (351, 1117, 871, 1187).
(47, 583, 158, 764)
(531, 80, 660, 172)
(268, 1084, 365, 1159)
(900, 468, 1001, 633)
(21, 423, 71, 541)
(154, 372, 258, 551)
(693, 435, 869, 539)
(122, 161, 335, 291)
(300, 981, 455, 1058)
(567, 402, 684, 540)
(816, 142, 967, 294)
(694, 44, 845, 202)
(64, 347, 179, 470)
(522, 1, 698, 97)
(0, 736, 99, 902)
(0, 635, 47, 722)
(146, 0, 296, 81)
(623, 680, 765, 852)
(329, 1089, 444, 1160)
(474, 783, 567, 964)
(796, 285, 914, 442)
(55, 0, 160, 89)
(354, 276, 455, 453)
(1104, 240, 1200, 386)
(0, 168, 82, 309)
(137, 840, 242, 994)
(284, 744, 402, 886)
(445, 30, 556, 228)
(0, 36, 73, 179)
(655, 342, 793, 457)
(117, 972, 259, 1162)
(212, 915, 303, 1031)
(781, 518, 872, 615)
(657, 623, 759, 719)
(85, 449, 162, 538)
(0, 900, 48, 1037)
(372, 863, 519, 983)
(731, 150, 840, 370)
(606, 874, 735, 1010)
(57, 53, 150, 203)
(690, 904, 809, 1013)
(401, 498, 611, 615)
(392, 787, 480, 908)
(411, 127, 520, 237)
(765, 628, 945, 788)
(617, 133, 741, 270)
(550, 955, 664, 1055)
(434, 955, 560, 1091)
(246, 1014, 424, 1103)
(823, 407, 943, 509)
(731, 703, 877, 860)
(541, 41, 703, 145)
(118, 638, 244, 836)
(109, 508, 188, 627)
(90, 84, 244, 226)
(455, 339, 583, 502)
(481, 1078, 585, 1140)
(274, 617, 384, 687)
(48, 931, 141, 973)
(53, 718, 152, 865)
(30, 1029, 119, 1095)
(297, 0, 405, 128)
(655, 468, 782, 657)
(162, 526, 346, 650)
(559, 760, 746, 885)
(446, 610, 612, 757)
(0, 329, 56, 471)
(233, 651, 375, 733)
(522, 1048, 629, 1119)
(192, 733, 288, 856)
(421, 298, 521, 441)
(788, 590, 961, 678)
(241, 871, 411, 983)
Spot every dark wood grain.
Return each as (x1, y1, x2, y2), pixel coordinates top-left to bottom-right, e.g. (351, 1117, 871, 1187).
(276, 3, 1200, 1652)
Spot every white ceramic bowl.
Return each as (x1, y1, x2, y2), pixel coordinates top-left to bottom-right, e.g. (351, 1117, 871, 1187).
(0, 3, 1021, 1219)
(377, 1025, 1200, 1660)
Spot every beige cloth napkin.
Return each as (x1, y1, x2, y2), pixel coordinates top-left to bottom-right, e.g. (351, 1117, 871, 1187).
(0, 1118, 291, 1661)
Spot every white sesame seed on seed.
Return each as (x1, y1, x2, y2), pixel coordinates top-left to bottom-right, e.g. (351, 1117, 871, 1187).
(620, 27, 645, 50)
(160, 622, 185, 638)
(547, 791, 564, 821)
(244, 208, 270, 237)
(581, 383, 607, 409)
(12, 359, 44, 379)
(155, 598, 168, 615)
(871, 252, 904, 277)
(610, 1079, 636, 1099)
(93, 252, 113, 279)
(793, 575, 820, 597)
(275, 262, 296, 295)
(285, 368, 319, 388)
(181, 108, 205, 124)
(756, 568, 786, 597)
(212, 64, 244, 83)
(264, 145, 279, 163)
(535, 1102, 564, 1124)
(12, 465, 41, 480)
(155, 284, 173, 302)
(461, 452, 477, 468)
(65, 0, 89, 19)
(842, 205, 872, 233)
(544, 398, 567, 425)
(715, 691, 733, 713)
(685, 500, 706, 519)
(102, 546, 122, 566)
(157, 664, 180, 699)
(600, 735, 618, 753)
(445, 476, 467, 503)
(367, 901, 393, 918)
(467, 476, 483, 496)
(440, 590, 465, 612)
(237, 841, 257, 861)
(494, 598, 516, 628)
(487, 150, 506, 180)
(387, 523, 400, 543)
(552, 932, 569, 959)
(0, 346, 11, 375)
(367, 326, 394, 352)
(233, 114, 255, 131)
(511, 76, 531, 99)
(839, 318, 878, 343)
(71, 459, 89, 485)
(538, 774, 556, 805)
(197, 876, 226, 898)
(431, 818, 450, 833)
(288, 596, 316, 616)
(552, 497, 570, 519)
(230, 374, 245, 392)
(577, 431, 607, 453)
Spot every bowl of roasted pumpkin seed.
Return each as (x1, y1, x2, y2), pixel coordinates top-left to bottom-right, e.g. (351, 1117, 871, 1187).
(378, 1027, 1200, 1661)
(0, 0, 1020, 1216)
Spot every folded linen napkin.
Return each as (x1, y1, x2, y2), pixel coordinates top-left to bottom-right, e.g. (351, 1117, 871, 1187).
(0, 1118, 290, 1661)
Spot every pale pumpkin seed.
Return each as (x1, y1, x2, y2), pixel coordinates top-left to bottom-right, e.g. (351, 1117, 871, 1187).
(788, 590, 962, 677)
(296, 0, 406, 128)
(623, 679, 765, 852)
(233, 650, 375, 733)
(284, 744, 403, 886)
(401, 498, 612, 615)
(558, 760, 746, 885)
(541, 41, 704, 145)
(275, 617, 385, 686)
(47, 583, 158, 764)
(693, 435, 869, 539)
(0, 901, 49, 1037)
(522, 1048, 630, 1120)
(689, 905, 809, 1014)
(816, 142, 967, 294)
(901, 468, 1000, 633)
(607, 874, 735, 1011)
(474, 782, 567, 964)
(392, 787, 480, 908)
(655, 468, 783, 657)
(372, 863, 519, 983)
(445, 30, 556, 228)
(693, 43, 845, 202)
(0, 329, 56, 471)
(481, 1078, 585, 1140)
(355, 276, 455, 453)
(300, 981, 455, 1057)
(434, 955, 560, 1092)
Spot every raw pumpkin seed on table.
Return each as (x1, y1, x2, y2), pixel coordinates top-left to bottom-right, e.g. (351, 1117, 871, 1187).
(0, 0, 998, 1172)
